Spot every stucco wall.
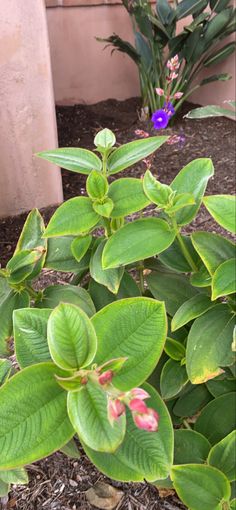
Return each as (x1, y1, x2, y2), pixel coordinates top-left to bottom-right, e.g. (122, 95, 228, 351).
(46, 2, 235, 106)
(0, 0, 63, 218)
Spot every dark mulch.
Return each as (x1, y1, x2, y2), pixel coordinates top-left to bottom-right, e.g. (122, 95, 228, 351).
(0, 98, 235, 510)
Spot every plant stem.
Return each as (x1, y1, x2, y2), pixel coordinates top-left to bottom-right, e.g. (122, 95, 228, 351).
(103, 217, 112, 237)
(172, 219, 198, 272)
(183, 419, 192, 430)
(137, 261, 145, 294)
(102, 152, 108, 176)
(25, 284, 39, 300)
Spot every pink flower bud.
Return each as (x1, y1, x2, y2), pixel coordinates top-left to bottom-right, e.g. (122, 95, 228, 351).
(107, 398, 126, 424)
(129, 388, 150, 400)
(129, 398, 148, 413)
(133, 408, 159, 432)
(98, 370, 113, 385)
(170, 72, 178, 80)
(155, 87, 164, 96)
(174, 92, 183, 99)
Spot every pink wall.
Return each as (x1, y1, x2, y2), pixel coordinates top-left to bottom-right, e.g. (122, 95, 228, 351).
(46, 2, 235, 107)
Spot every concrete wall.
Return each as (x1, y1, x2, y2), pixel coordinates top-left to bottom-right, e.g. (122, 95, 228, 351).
(0, 0, 63, 218)
(46, 1, 235, 106)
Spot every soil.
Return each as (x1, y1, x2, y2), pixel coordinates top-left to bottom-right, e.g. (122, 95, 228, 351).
(0, 98, 235, 510)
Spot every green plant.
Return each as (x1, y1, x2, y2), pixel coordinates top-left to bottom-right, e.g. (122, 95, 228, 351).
(98, 0, 236, 117)
(0, 129, 235, 510)
(185, 99, 236, 119)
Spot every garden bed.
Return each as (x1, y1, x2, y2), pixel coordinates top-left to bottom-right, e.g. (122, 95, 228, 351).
(0, 97, 235, 510)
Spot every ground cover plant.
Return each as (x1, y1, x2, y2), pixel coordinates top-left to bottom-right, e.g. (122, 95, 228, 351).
(99, 0, 236, 118)
(0, 130, 235, 510)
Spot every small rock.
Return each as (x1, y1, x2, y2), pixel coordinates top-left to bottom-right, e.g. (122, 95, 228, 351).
(69, 479, 78, 488)
(86, 481, 124, 509)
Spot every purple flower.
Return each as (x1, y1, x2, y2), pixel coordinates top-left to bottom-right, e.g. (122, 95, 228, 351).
(151, 109, 169, 129)
(164, 101, 175, 117)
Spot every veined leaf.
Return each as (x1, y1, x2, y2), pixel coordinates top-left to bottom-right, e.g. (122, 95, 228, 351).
(174, 429, 211, 465)
(48, 303, 97, 371)
(94, 128, 116, 149)
(71, 236, 92, 264)
(171, 464, 231, 510)
(204, 42, 236, 67)
(14, 308, 52, 368)
(82, 383, 173, 482)
(208, 431, 236, 481)
(170, 159, 214, 225)
(107, 137, 168, 175)
(195, 392, 236, 444)
(0, 289, 30, 356)
(0, 468, 28, 485)
(171, 294, 215, 331)
(14, 208, 46, 280)
(0, 363, 74, 470)
(108, 178, 150, 218)
(173, 383, 212, 418)
(176, 0, 208, 19)
(203, 195, 236, 234)
(43, 197, 99, 238)
(0, 359, 12, 386)
(160, 359, 188, 399)
(90, 240, 124, 294)
(37, 148, 102, 174)
(191, 231, 235, 275)
(212, 258, 236, 300)
(186, 304, 235, 384)
(45, 236, 80, 272)
(67, 380, 126, 452)
(159, 235, 200, 273)
(102, 218, 175, 269)
(37, 284, 95, 317)
(92, 297, 167, 391)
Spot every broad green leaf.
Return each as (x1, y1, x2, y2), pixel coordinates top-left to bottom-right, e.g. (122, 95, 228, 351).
(92, 297, 167, 391)
(37, 147, 102, 174)
(203, 195, 236, 234)
(88, 279, 115, 311)
(170, 159, 214, 225)
(94, 128, 116, 149)
(156, 0, 174, 24)
(107, 137, 168, 175)
(173, 383, 212, 417)
(210, 0, 231, 13)
(204, 8, 233, 44)
(208, 431, 236, 481)
(159, 235, 200, 273)
(0, 468, 28, 484)
(43, 197, 99, 237)
(160, 359, 188, 399)
(102, 218, 176, 269)
(86, 171, 108, 200)
(71, 236, 92, 263)
(0, 359, 12, 386)
(171, 464, 231, 510)
(174, 430, 211, 465)
(186, 304, 235, 384)
(92, 197, 114, 218)
(117, 271, 140, 299)
(0, 479, 9, 496)
(143, 170, 171, 206)
(166, 193, 195, 215)
(206, 376, 236, 397)
(200, 74, 232, 87)
(13, 308, 52, 368)
(82, 383, 173, 482)
(186, 103, 235, 119)
(191, 232, 235, 275)
(90, 240, 124, 294)
(37, 284, 95, 317)
(0, 363, 74, 469)
(60, 438, 81, 459)
(68, 380, 126, 452)
(164, 338, 186, 361)
(108, 178, 150, 217)
(0, 289, 29, 356)
(7, 249, 42, 284)
(195, 392, 236, 444)
(147, 265, 199, 316)
(14, 208, 46, 279)
(231, 499, 236, 510)
(48, 303, 97, 370)
(45, 236, 81, 272)
(172, 294, 215, 331)
(212, 259, 236, 300)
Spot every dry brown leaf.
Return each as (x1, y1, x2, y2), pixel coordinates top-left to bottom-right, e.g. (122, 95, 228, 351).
(86, 481, 124, 509)
(158, 488, 175, 498)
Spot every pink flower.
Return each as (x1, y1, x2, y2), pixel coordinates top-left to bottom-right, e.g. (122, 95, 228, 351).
(129, 398, 148, 413)
(170, 72, 178, 80)
(133, 408, 159, 432)
(174, 92, 183, 99)
(155, 87, 164, 96)
(129, 388, 150, 400)
(167, 55, 180, 71)
(107, 398, 125, 424)
(98, 370, 113, 385)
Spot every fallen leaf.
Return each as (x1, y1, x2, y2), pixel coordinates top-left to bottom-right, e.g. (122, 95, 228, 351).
(158, 488, 175, 498)
(86, 481, 124, 509)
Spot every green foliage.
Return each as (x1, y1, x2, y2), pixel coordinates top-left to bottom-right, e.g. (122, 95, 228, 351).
(0, 129, 235, 508)
(98, 1, 235, 116)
